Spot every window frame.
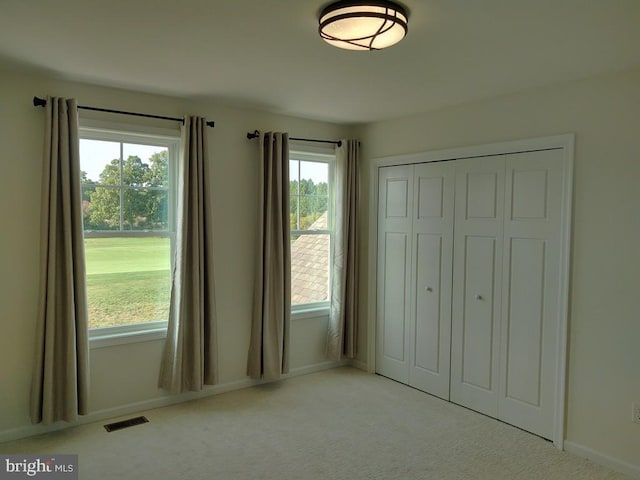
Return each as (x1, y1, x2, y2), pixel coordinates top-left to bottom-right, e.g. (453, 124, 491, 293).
(79, 120, 180, 347)
(289, 146, 335, 318)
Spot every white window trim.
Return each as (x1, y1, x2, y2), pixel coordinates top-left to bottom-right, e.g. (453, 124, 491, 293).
(89, 321, 168, 348)
(80, 121, 179, 347)
(289, 147, 335, 315)
(291, 303, 330, 321)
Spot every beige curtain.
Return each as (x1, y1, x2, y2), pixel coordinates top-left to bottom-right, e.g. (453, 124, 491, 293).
(159, 116, 218, 393)
(30, 97, 90, 424)
(327, 139, 360, 360)
(247, 132, 291, 380)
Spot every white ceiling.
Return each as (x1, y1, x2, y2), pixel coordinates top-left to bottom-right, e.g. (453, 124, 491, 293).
(1, 0, 639, 124)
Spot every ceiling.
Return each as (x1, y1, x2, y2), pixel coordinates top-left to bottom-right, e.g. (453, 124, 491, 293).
(1, 0, 639, 124)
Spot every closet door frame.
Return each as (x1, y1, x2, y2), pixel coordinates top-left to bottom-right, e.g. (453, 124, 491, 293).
(367, 134, 574, 450)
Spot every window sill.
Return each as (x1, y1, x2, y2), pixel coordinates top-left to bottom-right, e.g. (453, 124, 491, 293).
(89, 322, 167, 349)
(291, 305, 330, 321)
(88, 307, 329, 348)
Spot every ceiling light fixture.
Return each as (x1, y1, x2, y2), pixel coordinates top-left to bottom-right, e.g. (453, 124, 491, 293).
(318, 0, 409, 51)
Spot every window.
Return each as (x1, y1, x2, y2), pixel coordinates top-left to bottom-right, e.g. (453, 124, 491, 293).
(79, 125, 179, 344)
(289, 149, 334, 312)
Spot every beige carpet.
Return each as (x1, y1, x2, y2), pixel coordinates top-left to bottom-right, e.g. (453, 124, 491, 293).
(1, 367, 630, 479)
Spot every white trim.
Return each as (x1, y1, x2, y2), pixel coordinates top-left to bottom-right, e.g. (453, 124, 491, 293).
(287, 359, 349, 377)
(367, 158, 378, 374)
(366, 133, 574, 446)
(290, 141, 336, 157)
(289, 148, 335, 311)
(553, 136, 575, 450)
(79, 118, 181, 140)
(291, 305, 330, 321)
(289, 149, 335, 162)
(89, 322, 167, 349)
(0, 361, 347, 444)
(564, 441, 640, 479)
(368, 134, 572, 169)
(80, 125, 179, 341)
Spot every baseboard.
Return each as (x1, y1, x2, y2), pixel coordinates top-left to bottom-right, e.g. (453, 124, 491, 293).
(0, 360, 346, 444)
(349, 359, 368, 372)
(288, 359, 348, 377)
(564, 441, 640, 479)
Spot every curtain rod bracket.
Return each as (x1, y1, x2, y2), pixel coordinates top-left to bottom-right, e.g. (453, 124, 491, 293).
(33, 96, 47, 107)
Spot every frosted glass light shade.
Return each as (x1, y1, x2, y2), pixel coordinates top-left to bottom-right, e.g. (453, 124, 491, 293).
(319, 0, 408, 51)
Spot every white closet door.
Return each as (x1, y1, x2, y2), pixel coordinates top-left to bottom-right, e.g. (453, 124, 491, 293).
(498, 150, 564, 440)
(450, 157, 505, 417)
(408, 162, 455, 399)
(376, 165, 414, 384)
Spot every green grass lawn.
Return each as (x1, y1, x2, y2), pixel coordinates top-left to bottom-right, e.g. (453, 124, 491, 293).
(85, 237, 171, 328)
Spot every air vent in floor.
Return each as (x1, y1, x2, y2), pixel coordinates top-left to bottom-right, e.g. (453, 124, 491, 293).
(104, 416, 149, 432)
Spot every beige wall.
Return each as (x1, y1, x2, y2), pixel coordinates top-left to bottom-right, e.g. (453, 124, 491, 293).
(1, 65, 638, 472)
(0, 70, 349, 436)
(355, 68, 640, 469)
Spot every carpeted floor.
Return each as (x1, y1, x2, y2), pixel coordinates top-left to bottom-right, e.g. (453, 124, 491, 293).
(0, 367, 631, 479)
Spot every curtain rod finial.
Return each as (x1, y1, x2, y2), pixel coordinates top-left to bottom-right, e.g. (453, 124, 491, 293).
(33, 96, 47, 107)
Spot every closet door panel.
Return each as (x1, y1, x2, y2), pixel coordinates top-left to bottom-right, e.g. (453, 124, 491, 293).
(461, 235, 497, 391)
(414, 233, 442, 373)
(466, 172, 499, 219)
(382, 232, 410, 361)
(376, 165, 414, 384)
(409, 162, 454, 399)
(499, 150, 564, 440)
(450, 157, 505, 418)
(503, 238, 545, 406)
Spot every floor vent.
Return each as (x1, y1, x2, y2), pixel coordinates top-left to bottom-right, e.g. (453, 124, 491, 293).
(104, 416, 149, 432)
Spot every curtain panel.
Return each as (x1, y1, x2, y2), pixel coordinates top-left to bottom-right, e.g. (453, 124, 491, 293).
(159, 116, 218, 393)
(247, 132, 291, 380)
(30, 97, 90, 424)
(327, 139, 360, 360)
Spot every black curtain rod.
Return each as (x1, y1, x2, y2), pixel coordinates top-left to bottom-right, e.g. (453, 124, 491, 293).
(33, 96, 215, 128)
(246, 130, 341, 147)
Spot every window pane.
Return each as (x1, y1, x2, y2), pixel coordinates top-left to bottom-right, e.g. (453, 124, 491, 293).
(80, 139, 120, 185)
(85, 237, 171, 328)
(84, 186, 120, 230)
(289, 159, 299, 183)
(122, 188, 168, 231)
(123, 144, 169, 188)
(290, 233, 330, 305)
(290, 160, 330, 231)
(290, 196, 299, 231)
(300, 161, 328, 184)
(290, 159, 300, 230)
(299, 195, 328, 230)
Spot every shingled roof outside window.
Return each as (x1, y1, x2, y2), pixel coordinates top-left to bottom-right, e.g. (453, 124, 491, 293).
(290, 211, 329, 305)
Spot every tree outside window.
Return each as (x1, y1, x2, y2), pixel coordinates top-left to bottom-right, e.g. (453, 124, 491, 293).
(80, 135, 177, 331)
